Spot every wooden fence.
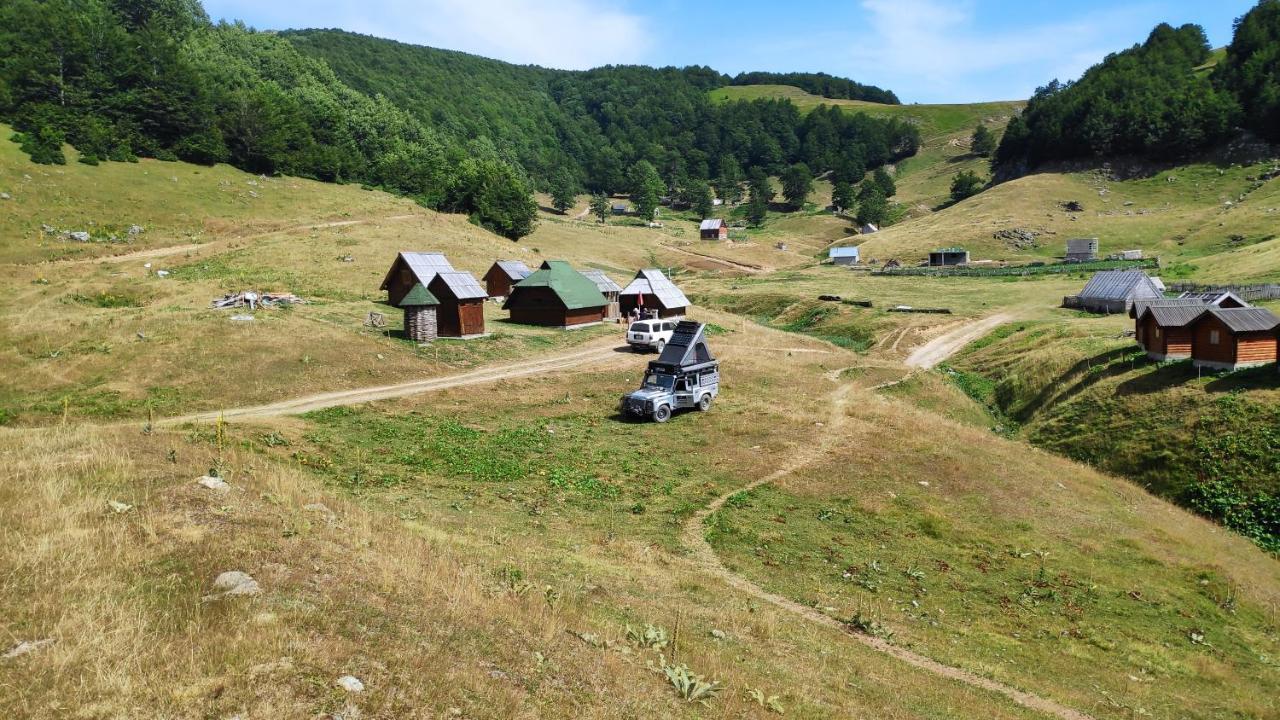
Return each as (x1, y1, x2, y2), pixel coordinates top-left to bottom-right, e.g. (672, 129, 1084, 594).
(1165, 282, 1280, 301)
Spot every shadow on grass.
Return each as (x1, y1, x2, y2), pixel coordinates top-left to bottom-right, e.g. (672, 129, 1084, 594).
(1205, 364, 1280, 393)
(1004, 346, 1142, 421)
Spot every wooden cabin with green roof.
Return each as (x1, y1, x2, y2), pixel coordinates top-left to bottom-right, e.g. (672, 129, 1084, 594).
(397, 282, 439, 342)
(502, 260, 608, 328)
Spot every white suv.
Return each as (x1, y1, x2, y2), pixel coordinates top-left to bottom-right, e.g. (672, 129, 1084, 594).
(627, 319, 676, 352)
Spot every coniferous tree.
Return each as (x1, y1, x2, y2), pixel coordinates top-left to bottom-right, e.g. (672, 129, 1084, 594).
(780, 162, 813, 210)
(831, 180, 855, 213)
(629, 160, 664, 222)
(871, 167, 896, 199)
(950, 170, 984, 203)
(970, 124, 997, 157)
(689, 179, 714, 219)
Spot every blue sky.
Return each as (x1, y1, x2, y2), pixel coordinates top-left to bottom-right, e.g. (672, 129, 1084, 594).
(201, 0, 1258, 103)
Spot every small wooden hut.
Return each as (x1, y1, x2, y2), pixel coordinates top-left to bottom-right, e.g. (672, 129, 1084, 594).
(483, 260, 532, 299)
(1189, 307, 1280, 370)
(397, 282, 439, 343)
(381, 252, 487, 337)
(700, 219, 727, 240)
(619, 269, 690, 319)
(1066, 238, 1099, 262)
(1134, 302, 1204, 360)
(580, 268, 622, 319)
(502, 260, 608, 328)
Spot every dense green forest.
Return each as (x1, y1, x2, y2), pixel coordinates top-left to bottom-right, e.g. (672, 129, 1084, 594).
(996, 1, 1280, 173)
(728, 71, 900, 104)
(0, 3, 915, 239)
(281, 31, 919, 194)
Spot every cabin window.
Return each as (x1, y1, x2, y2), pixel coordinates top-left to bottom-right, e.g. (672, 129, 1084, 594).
(1209, 330, 1220, 345)
(1154, 327, 1161, 339)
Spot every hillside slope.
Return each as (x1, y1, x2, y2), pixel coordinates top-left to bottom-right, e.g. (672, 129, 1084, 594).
(710, 85, 1023, 210)
(854, 160, 1280, 280)
(1, 121, 1278, 720)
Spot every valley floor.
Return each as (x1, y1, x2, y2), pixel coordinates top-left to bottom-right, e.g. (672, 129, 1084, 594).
(1, 135, 1277, 720)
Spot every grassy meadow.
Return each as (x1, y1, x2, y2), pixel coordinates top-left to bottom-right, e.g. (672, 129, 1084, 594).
(2, 113, 1279, 720)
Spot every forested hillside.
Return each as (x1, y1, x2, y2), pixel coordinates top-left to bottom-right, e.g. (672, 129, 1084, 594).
(728, 71, 900, 103)
(0, 3, 914, 241)
(282, 30, 919, 193)
(996, 2, 1280, 174)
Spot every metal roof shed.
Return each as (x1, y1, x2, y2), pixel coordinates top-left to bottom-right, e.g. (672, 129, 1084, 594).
(620, 269, 690, 319)
(1066, 270, 1162, 314)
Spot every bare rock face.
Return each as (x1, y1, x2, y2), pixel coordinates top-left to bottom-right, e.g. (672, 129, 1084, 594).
(211, 571, 261, 597)
(3, 638, 55, 659)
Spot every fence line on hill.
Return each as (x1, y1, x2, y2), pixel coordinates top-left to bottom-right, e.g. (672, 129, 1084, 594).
(1165, 282, 1280, 301)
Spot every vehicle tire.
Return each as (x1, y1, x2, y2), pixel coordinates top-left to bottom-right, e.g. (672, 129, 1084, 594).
(697, 394, 713, 412)
(656, 339, 666, 354)
(653, 404, 672, 423)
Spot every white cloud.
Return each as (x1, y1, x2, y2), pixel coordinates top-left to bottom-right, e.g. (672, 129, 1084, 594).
(844, 0, 1163, 102)
(206, 0, 651, 69)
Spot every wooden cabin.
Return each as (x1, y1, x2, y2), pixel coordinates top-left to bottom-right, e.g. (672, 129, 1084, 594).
(381, 252, 487, 338)
(619, 268, 690, 319)
(1134, 303, 1203, 360)
(580, 268, 622, 320)
(483, 260, 532, 299)
(502, 261, 608, 328)
(1188, 307, 1280, 370)
(700, 219, 728, 240)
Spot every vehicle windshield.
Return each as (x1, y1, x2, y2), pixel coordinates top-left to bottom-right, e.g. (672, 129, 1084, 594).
(629, 322, 650, 333)
(643, 373, 675, 390)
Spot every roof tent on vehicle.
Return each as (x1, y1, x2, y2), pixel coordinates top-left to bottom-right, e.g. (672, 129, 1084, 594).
(650, 321, 715, 373)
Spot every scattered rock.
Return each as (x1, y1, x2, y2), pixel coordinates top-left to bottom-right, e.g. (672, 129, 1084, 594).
(155, 270, 170, 278)
(992, 227, 1040, 250)
(303, 503, 333, 515)
(709, 629, 727, 640)
(126, 224, 143, 236)
(197, 475, 230, 492)
(107, 500, 133, 513)
(229, 314, 254, 322)
(335, 675, 365, 692)
(3, 638, 55, 659)
(338, 254, 354, 262)
(918, 481, 930, 487)
(210, 571, 261, 597)
(248, 190, 260, 199)
(0, 192, 10, 200)
(41, 224, 56, 234)
(68, 231, 91, 242)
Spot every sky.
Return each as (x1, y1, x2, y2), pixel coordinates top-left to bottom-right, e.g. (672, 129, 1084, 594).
(201, 0, 1259, 103)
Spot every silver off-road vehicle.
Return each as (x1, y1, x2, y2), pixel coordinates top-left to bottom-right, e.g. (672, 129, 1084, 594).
(621, 321, 719, 422)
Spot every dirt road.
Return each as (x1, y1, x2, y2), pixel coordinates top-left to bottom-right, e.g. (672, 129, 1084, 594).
(681, 330, 1093, 720)
(159, 342, 621, 425)
(660, 243, 766, 273)
(904, 312, 1013, 369)
(53, 214, 419, 267)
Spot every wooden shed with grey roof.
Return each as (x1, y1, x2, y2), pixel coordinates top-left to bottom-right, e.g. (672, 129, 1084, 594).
(620, 269, 690, 319)
(381, 252, 488, 338)
(483, 260, 532, 299)
(579, 268, 622, 319)
(1064, 270, 1162, 314)
(502, 260, 609, 328)
(1189, 307, 1280, 370)
(1134, 301, 1206, 360)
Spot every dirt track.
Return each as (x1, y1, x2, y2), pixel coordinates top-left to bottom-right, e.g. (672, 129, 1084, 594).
(159, 342, 621, 425)
(905, 312, 1013, 368)
(681, 321, 1094, 720)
